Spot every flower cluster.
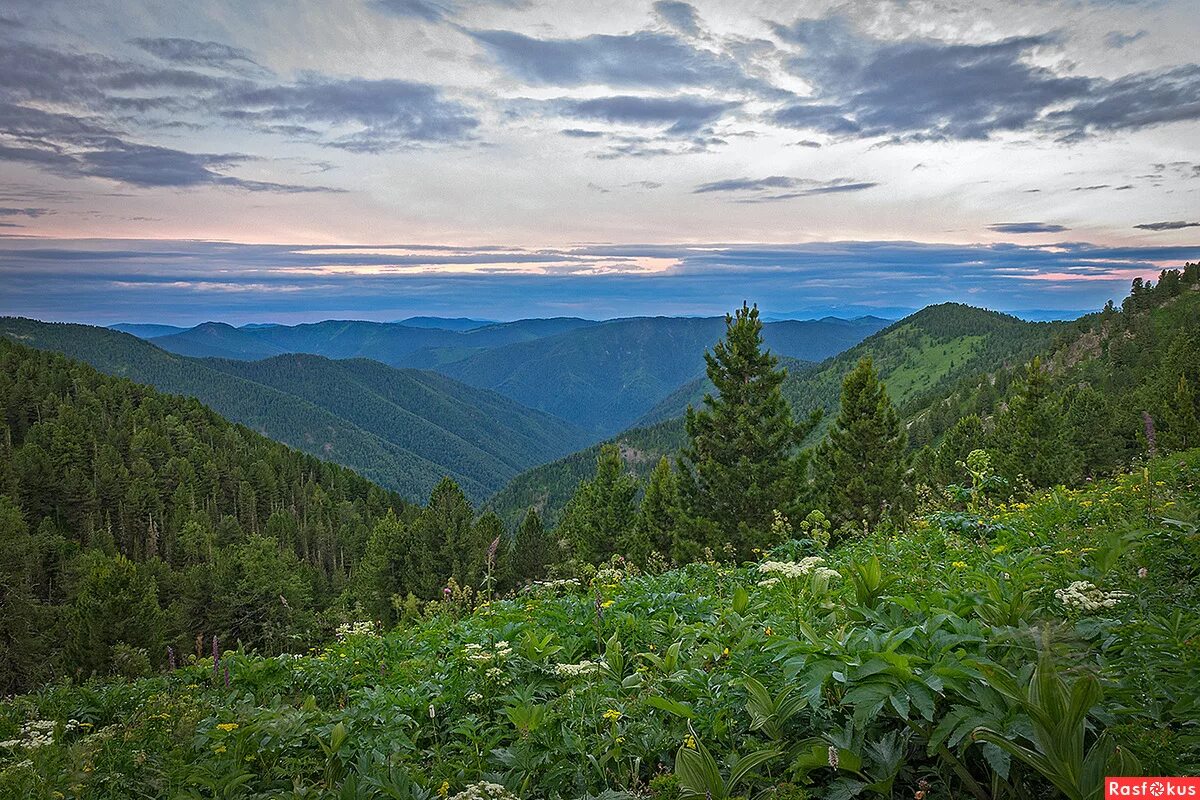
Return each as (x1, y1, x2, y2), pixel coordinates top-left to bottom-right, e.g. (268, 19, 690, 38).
(758, 557, 827, 579)
(334, 621, 379, 641)
(1054, 580, 1130, 612)
(0, 719, 69, 751)
(449, 782, 519, 800)
(553, 660, 600, 677)
(522, 578, 579, 593)
(463, 641, 512, 663)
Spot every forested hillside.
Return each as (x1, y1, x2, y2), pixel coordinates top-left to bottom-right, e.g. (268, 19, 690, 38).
(0, 340, 565, 692)
(438, 316, 887, 435)
(491, 274, 1199, 529)
(0, 319, 586, 502)
(0, 338, 409, 689)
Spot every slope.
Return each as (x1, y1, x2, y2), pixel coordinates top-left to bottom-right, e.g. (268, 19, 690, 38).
(489, 303, 1059, 526)
(0, 318, 586, 502)
(439, 315, 889, 436)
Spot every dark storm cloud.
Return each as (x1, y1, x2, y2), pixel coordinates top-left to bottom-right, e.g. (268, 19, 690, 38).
(554, 95, 739, 133)
(468, 28, 762, 93)
(989, 222, 1069, 233)
(694, 175, 878, 200)
(653, 1, 703, 37)
(220, 78, 480, 152)
(1134, 221, 1200, 230)
(130, 37, 259, 69)
(769, 15, 1200, 142)
(4, 238, 1199, 324)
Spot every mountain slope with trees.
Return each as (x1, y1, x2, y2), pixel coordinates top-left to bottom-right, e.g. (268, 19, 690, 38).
(0, 319, 587, 502)
(437, 315, 888, 435)
(490, 277, 1199, 530)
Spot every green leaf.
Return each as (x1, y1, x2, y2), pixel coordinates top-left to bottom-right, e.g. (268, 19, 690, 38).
(646, 695, 694, 719)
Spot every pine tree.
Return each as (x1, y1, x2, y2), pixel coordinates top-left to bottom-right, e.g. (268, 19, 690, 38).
(636, 457, 680, 560)
(558, 444, 638, 564)
(812, 356, 911, 532)
(679, 302, 799, 556)
(991, 357, 1080, 487)
(0, 497, 45, 692)
(506, 508, 554, 586)
(420, 478, 477, 591)
(1164, 375, 1200, 451)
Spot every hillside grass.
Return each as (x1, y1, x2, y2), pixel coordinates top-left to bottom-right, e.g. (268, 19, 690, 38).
(4, 450, 1198, 798)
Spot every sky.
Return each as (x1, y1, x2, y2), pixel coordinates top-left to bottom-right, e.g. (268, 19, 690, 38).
(1, 0, 1198, 324)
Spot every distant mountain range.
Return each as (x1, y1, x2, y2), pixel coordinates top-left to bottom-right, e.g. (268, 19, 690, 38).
(0, 318, 588, 502)
(124, 314, 888, 436)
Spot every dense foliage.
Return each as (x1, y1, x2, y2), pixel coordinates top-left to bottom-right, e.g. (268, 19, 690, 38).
(3, 450, 1196, 797)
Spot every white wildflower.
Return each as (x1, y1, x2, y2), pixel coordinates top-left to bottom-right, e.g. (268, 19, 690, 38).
(553, 660, 600, 677)
(449, 781, 519, 800)
(758, 557, 826, 579)
(1054, 580, 1130, 613)
(335, 621, 379, 641)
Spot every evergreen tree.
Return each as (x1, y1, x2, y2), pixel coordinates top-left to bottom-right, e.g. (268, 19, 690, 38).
(636, 457, 680, 559)
(1164, 375, 1200, 451)
(679, 302, 799, 556)
(0, 497, 45, 692)
(558, 444, 638, 564)
(506, 509, 554, 586)
(419, 478, 477, 591)
(812, 357, 911, 532)
(991, 357, 1080, 487)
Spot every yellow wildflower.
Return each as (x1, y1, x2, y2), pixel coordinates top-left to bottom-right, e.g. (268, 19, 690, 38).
(602, 708, 622, 722)
(212, 745, 227, 754)
(722, 647, 730, 657)
(764, 626, 773, 636)
(952, 561, 968, 569)
(216, 723, 239, 732)
(684, 734, 696, 749)
(439, 780, 450, 798)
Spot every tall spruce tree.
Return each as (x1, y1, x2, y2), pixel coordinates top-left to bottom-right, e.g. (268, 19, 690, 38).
(991, 357, 1080, 487)
(636, 457, 681, 560)
(505, 508, 554, 586)
(558, 444, 638, 564)
(1164, 375, 1200, 451)
(679, 302, 798, 556)
(812, 356, 911, 532)
(418, 477, 476, 593)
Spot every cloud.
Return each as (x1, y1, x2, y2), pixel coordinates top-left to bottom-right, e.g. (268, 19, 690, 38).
(769, 14, 1200, 142)
(131, 37, 259, 70)
(989, 222, 1068, 233)
(370, 0, 526, 22)
(694, 175, 879, 200)
(221, 78, 479, 152)
(1134, 220, 1200, 231)
(0, 207, 50, 218)
(552, 94, 739, 134)
(468, 28, 762, 93)
(4, 237, 1198, 323)
(1104, 30, 1147, 48)
(654, 1, 702, 37)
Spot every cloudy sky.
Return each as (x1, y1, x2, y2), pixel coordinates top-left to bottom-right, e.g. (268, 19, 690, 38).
(1, 0, 1198, 323)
